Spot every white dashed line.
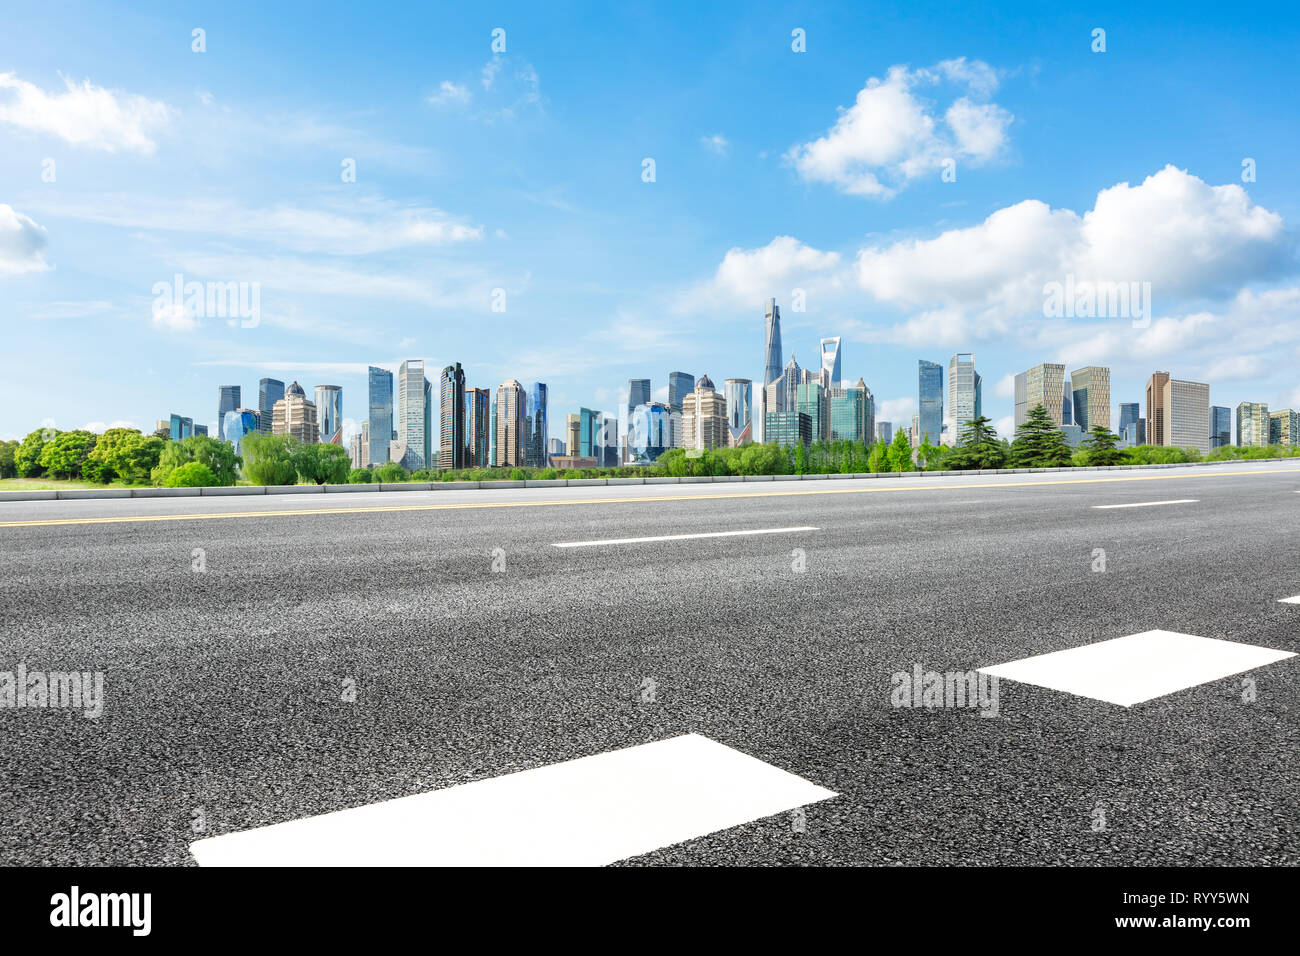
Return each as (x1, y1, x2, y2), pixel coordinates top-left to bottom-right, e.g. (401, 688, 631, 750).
(553, 526, 819, 548)
(190, 734, 837, 866)
(1092, 499, 1199, 509)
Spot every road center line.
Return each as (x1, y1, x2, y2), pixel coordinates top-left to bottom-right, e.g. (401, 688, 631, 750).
(1092, 499, 1199, 509)
(0, 467, 1292, 528)
(553, 526, 818, 548)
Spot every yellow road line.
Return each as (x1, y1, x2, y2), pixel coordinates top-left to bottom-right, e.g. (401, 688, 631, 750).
(0, 467, 1294, 529)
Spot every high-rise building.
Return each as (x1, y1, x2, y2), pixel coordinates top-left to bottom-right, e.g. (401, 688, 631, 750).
(217, 386, 241, 442)
(526, 382, 548, 468)
(1238, 402, 1270, 447)
(548, 437, 566, 459)
(395, 360, 429, 469)
(168, 414, 193, 441)
(628, 402, 671, 464)
(1118, 402, 1139, 438)
(314, 385, 342, 444)
(681, 375, 728, 450)
(595, 412, 618, 467)
(1165, 379, 1209, 453)
(946, 354, 981, 444)
(819, 337, 842, 388)
(565, 413, 581, 457)
(272, 381, 319, 443)
(759, 298, 783, 444)
(1270, 408, 1299, 446)
(829, 381, 872, 444)
(1210, 405, 1232, 449)
(258, 378, 284, 434)
(625, 378, 651, 461)
(223, 408, 258, 458)
(795, 382, 826, 443)
(349, 424, 368, 469)
(917, 360, 943, 445)
(1146, 371, 1171, 447)
(724, 378, 752, 446)
(1016, 364, 1068, 428)
(668, 371, 694, 413)
(464, 387, 490, 467)
(367, 366, 393, 465)
(765, 411, 811, 448)
(494, 380, 526, 466)
(438, 363, 466, 469)
(876, 421, 892, 444)
(1070, 366, 1110, 433)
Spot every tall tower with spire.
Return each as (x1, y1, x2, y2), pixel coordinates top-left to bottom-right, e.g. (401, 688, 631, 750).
(759, 298, 783, 443)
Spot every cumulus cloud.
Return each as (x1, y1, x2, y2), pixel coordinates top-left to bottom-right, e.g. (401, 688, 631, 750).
(0, 72, 170, 154)
(429, 81, 471, 107)
(786, 59, 1012, 198)
(711, 235, 842, 304)
(701, 133, 729, 155)
(0, 204, 50, 275)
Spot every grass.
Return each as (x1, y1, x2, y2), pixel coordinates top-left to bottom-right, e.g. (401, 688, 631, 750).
(0, 477, 144, 490)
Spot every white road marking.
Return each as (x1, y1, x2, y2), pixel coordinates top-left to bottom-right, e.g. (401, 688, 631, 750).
(553, 526, 819, 548)
(979, 630, 1295, 707)
(1278, 596, 1300, 604)
(189, 733, 836, 867)
(1091, 499, 1199, 509)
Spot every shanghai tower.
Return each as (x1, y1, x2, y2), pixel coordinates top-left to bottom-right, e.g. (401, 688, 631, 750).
(763, 298, 783, 387)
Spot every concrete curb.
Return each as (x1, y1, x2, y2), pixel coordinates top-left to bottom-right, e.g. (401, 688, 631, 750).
(3, 454, 1297, 503)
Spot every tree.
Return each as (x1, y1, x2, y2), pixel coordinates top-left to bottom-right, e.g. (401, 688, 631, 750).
(0, 439, 18, 479)
(887, 429, 915, 471)
(164, 461, 217, 487)
(346, 467, 373, 483)
(151, 434, 240, 486)
(1011, 404, 1073, 467)
(793, 442, 808, 474)
(1081, 425, 1125, 466)
(373, 461, 405, 483)
(293, 442, 351, 484)
(83, 428, 160, 483)
(916, 435, 945, 471)
(868, 438, 891, 473)
(240, 433, 298, 485)
(39, 430, 98, 479)
(945, 415, 1008, 470)
(14, 428, 55, 478)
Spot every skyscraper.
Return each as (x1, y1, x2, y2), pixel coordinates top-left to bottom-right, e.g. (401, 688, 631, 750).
(494, 380, 526, 466)
(595, 411, 618, 467)
(724, 378, 752, 446)
(829, 381, 871, 444)
(565, 413, 580, 457)
(367, 366, 393, 465)
(272, 382, 318, 443)
(314, 385, 342, 444)
(578, 407, 599, 458)
(465, 387, 489, 467)
(796, 382, 826, 443)
(258, 378, 284, 434)
(1210, 405, 1232, 449)
(668, 371, 694, 413)
(628, 402, 671, 464)
(681, 375, 728, 450)
(168, 414, 193, 441)
(917, 360, 943, 445)
(217, 385, 241, 442)
(1146, 372, 1171, 447)
(439, 363, 466, 469)
(759, 298, 783, 444)
(223, 408, 258, 458)
(819, 337, 842, 388)
(526, 382, 548, 468)
(1070, 366, 1110, 432)
(1016, 364, 1068, 428)
(625, 378, 651, 461)
(1270, 408, 1299, 446)
(876, 421, 892, 444)
(1118, 403, 1140, 437)
(946, 354, 981, 444)
(1238, 402, 1270, 447)
(395, 359, 429, 469)
(1166, 379, 1209, 453)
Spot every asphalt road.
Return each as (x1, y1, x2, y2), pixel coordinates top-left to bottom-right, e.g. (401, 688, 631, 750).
(2, 460, 1298, 866)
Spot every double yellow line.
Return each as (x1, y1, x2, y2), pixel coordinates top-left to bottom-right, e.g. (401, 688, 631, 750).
(0, 467, 1292, 529)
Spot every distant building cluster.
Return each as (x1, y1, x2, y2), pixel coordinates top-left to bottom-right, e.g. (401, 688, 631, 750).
(162, 299, 1284, 470)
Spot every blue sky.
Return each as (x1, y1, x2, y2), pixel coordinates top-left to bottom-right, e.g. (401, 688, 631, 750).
(2, 0, 1299, 442)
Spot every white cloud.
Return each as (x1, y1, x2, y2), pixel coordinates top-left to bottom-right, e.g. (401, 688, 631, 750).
(993, 373, 1017, 399)
(994, 415, 1015, 439)
(786, 60, 1012, 199)
(878, 396, 917, 424)
(701, 133, 729, 155)
(82, 420, 136, 433)
(151, 302, 199, 333)
(429, 81, 471, 107)
(710, 235, 842, 304)
(0, 72, 170, 154)
(0, 205, 50, 275)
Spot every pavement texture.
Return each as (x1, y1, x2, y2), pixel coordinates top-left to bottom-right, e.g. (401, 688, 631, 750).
(1, 460, 1298, 866)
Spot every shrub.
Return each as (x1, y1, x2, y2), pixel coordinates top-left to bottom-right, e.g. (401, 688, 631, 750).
(164, 461, 217, 487)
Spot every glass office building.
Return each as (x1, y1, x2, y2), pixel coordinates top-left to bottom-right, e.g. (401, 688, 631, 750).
(439, 364, 466, 469)
(367, 366, 393, 465)
(795, 382, 825, 443)
(526, 382, 548, 468)
(917, 360, 943, 445)
(765, 411, 811, 448)
(1210, 405, 1231, 449)
(627, 402, 671, 464)
(724, 378, 752, 446)
(217, 385, 240, 441)
(1118, 403, 1139, 438)
(222, 408, 259, 458)
(258, 378, 284, 434)
(168, 414, 193, 441)
(668, 371, 695, 413)
(314, 385, 342, 444)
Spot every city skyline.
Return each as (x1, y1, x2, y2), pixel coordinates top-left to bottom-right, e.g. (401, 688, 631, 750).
(3, 3, 1299, 445)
